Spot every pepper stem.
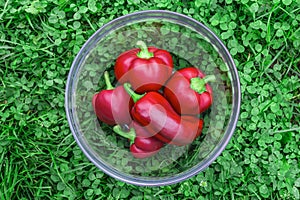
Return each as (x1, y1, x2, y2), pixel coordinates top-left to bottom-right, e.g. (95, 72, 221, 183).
(123, 83, 145, 103)
(190, 75, 216, 94)
(113, 125, 136, 144)
(104, 71, 114, 90)
(136, 41, 154, 59)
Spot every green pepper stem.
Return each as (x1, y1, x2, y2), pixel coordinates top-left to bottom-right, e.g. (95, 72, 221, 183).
(136, 40, 154, 59)
(203, 75, 216, 83)
(104, 71, 114, 90)
(190, 75, 216, 94)
(113, 125, 136, 144)
(123, 83, 145, 103)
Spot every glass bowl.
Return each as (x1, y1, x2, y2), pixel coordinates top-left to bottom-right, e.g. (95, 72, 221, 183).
(65, 10, 241, 186)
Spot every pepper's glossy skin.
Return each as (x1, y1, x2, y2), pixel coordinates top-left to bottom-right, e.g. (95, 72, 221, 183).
(130, 91, 203, 146)
(113, 123, 164, 159)
(164, 67, 214, 115)
(92, 85, 133, 125)
(131, 121, 164, 158)
(114, 45, 173, 93)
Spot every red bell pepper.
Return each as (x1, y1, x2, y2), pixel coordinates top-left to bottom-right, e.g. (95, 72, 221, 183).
(124, 83, 203, 146)
(92, 71, 133, 125)
(114, 41, 173, 93)
(164, 67, 215, 115)
(113, 121, 165, 159)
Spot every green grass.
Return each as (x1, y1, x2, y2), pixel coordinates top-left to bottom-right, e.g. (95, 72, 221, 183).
(0, 0, 299, 199)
